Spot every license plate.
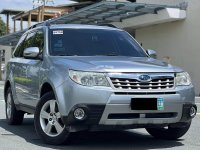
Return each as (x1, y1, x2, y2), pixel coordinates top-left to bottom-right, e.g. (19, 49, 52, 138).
(131, 98, 164, 110)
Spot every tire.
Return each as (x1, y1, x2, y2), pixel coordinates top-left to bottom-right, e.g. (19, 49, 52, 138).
(5, 87, 24, 125)
(146, 121, 191, 140)
(34, 91, 71, 145)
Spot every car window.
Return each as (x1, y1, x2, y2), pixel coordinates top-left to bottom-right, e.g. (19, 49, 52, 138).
(32, 30, 44, 53)
(14, 29, 44, 58)
(23, 31, 37, 50)
(13, 34, 27, 57)
(14, 31, 37, 58)
(49, 29, 147, 57)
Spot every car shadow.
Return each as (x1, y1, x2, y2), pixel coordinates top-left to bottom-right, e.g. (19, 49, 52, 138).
(0, 117, 184, 150)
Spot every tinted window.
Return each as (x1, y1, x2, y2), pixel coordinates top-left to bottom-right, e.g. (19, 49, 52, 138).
(14, 32, 37, 58)
(14, 34, 27, 57)
(14, 29, 44, 58)
(49, 29, 147, 57)
(23, 32, 37, 50)
(32, 30, 44, 53)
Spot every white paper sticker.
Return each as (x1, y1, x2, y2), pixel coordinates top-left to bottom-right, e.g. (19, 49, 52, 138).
(53, 30, 63, 35)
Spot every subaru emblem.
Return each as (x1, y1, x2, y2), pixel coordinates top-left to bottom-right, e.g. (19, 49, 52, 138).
(138, 74, 151, 82)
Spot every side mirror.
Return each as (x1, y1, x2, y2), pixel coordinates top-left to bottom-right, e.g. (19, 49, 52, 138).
(23, 47, 40, 59)
(147, 49, 157, 59)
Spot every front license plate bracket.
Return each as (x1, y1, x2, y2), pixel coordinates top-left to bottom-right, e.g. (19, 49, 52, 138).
(131, 98, 164, 110)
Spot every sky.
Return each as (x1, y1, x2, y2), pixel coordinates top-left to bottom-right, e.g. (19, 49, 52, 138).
(0, 0, 75, 32)
(0, 0, 75, 10)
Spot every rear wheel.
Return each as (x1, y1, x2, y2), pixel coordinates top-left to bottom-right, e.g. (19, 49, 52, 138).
(34, 92, 71, 145)
(5, 87, 24, 125)
(146, 122, 191, 140)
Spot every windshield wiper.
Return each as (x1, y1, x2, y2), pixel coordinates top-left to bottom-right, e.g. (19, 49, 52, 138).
(95, 53, 119, 56)
(54, 54, 77, 56)
(105, 53, 119, 56)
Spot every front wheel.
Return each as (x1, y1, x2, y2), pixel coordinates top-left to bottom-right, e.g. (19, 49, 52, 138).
(34, 92, 71, 145)
(146, 121, 191, 140)
(5, 87, 24, 125)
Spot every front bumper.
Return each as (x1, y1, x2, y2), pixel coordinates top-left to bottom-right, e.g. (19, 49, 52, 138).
(56, 79, 196, 129)
(62, 104, 105, 126)
(62, 104, 197, 128)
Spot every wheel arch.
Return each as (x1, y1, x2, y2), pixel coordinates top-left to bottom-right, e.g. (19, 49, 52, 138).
(40, 82, 56, 98)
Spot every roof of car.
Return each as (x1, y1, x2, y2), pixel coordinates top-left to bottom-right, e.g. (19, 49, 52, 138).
(49, 24, 122, 31)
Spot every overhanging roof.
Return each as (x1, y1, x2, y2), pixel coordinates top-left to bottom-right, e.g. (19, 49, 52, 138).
(0, 1, 186, 46)
(0, 30, 27, 46)
(49, 2, 166, 24)
(0, 9, 24, 15)
(48, 1, 185, 24)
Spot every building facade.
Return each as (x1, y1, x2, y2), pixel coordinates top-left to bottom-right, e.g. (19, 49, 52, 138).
(135, 0, 200, 95)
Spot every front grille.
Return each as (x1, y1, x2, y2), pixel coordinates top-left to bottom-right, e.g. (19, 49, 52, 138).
(110, 76, 174, 90)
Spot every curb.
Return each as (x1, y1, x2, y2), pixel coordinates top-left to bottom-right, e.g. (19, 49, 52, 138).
(195, 97, 200, 103)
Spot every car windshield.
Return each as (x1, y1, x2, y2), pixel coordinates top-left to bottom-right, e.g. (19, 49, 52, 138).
(49, 28, 147, 57)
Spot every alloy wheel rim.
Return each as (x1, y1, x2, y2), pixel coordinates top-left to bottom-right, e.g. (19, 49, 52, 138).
(40, 100, 65, 137)
(6, 93, 12, 119)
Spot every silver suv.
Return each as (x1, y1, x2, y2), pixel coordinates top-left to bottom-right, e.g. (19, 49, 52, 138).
(4, 24, 197, 145)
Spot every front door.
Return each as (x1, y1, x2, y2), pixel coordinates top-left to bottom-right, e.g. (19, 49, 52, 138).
(13, 29, 44, 107)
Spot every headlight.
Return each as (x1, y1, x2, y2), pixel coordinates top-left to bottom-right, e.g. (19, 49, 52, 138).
(69, 70, 110, 87)
(175, 72, 191, 86)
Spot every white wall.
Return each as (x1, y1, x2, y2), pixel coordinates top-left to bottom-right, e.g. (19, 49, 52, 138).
(0, 45, 12, 66)
(136, 0, 200, 95)
(0, 45, 12, 80)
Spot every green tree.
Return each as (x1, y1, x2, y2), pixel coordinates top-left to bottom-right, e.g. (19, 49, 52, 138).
(0, 16, 6, 36)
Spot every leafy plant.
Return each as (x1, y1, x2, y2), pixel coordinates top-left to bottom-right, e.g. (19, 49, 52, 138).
(0, 16, 6, 36)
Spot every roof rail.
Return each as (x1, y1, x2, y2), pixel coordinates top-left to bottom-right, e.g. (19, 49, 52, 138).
(28, 21, 51, 30)
(97, 24, 118, 28)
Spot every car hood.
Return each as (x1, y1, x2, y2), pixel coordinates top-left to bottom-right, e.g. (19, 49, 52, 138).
(50, 56, 182, 73)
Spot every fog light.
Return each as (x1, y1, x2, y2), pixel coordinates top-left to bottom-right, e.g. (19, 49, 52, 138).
(190, 106, 196, 118)
(74, 108, 85, 120)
